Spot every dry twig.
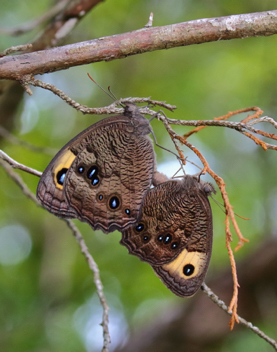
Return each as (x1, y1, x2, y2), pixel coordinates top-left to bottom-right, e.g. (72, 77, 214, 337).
(65, 220, 111, 352)
(21, 76, 177, 114)
(0, 44, 33, 57)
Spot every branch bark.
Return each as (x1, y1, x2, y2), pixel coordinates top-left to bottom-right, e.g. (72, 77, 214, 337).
(1, 10, 277, 80)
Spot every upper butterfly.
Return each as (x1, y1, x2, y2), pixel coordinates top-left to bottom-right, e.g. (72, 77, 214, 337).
(37, 103, 157, 233)
(120, 175, 215, 297)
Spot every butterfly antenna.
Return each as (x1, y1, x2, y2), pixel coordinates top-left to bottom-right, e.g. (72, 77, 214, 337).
(87, 73, 123, 106)
(108, 86, 119, 102)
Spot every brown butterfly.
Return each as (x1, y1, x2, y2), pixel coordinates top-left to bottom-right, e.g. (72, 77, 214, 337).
(37, 103, 159, 233)
(120, 175, 215, 296)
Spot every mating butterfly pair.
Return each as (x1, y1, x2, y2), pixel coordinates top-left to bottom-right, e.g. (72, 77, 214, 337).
(37, 103, 214, 296)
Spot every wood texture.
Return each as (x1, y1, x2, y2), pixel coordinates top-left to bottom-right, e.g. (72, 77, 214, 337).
(1, 11, 277, 79)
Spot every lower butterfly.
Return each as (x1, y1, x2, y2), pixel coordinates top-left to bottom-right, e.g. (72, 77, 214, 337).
(121, 175, 215, 296)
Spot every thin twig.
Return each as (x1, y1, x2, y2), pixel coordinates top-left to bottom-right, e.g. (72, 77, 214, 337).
(26, 76, 276, 154)
(144, 12, 154, 28)
(182, 107, 263, 137)
(65, 220, 110, 352)
(0, 44, 33, 57)
(155, 109, 277, 150)
(202, 283, 277, 351)
(0, 156, 111, 352)
(0, 149, 42, 177)
(22, 76, 177, 115)
(248, 116, 277, 128)
(0, 158, 38, 203)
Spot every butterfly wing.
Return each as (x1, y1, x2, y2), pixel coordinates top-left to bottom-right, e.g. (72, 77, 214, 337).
(36, 145, 80, 219)
(64, 122, 155, 232)
(37, 112, 156, 232)
(120, 176, 214, 296)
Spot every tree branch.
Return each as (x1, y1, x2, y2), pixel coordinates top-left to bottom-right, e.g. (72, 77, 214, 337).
(1, 10, 277, 80)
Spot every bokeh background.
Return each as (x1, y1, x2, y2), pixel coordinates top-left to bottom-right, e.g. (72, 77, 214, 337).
(0, 1, 277, 351)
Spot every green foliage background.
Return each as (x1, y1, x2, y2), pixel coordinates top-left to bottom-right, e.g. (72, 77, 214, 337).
(0, 1, 277, 351)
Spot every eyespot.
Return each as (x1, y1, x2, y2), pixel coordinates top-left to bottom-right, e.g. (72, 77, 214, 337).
(135, 223, 144, 233)
(183, 264, 195, 277)
(163, 234, 172, 244)
(87, 166, 98, 179)
(125, 209, 130, 215)
(86, 165, 100, 187)
(92, 177, 99, 186)
(77, 166, 85, 174)
(97, 194, 104, 202)
(142, 235, 150, 242)
(108, 195, 121, 210)
(56, 168, 68, 185)
(171, 242, 179, 249)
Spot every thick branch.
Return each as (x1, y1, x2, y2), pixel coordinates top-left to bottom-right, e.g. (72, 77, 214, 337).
(1, 10, 277, 80)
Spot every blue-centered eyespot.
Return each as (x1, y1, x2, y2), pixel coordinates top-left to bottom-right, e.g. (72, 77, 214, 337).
(108, 196, 120, 210)
(183, 264, 195, 277)
(135, 223, 144, 232)
(56, 168, 68, 185)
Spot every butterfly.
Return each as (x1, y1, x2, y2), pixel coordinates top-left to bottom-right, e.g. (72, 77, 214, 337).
(121, 175, 215, 296)
(37, 103, 159, 233)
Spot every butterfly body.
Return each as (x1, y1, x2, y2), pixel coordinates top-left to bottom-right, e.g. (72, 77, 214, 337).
(120, 175, 215, 296)
(37, 103, 156, 233)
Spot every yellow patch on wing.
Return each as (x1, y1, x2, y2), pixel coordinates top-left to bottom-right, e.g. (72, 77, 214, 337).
(52, 149, 76, 189)
(162, 249, 207, 279)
